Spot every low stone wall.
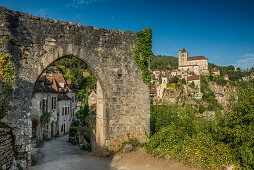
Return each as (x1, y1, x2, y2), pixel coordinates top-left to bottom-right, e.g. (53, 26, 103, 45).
(0, 127, 15, 170)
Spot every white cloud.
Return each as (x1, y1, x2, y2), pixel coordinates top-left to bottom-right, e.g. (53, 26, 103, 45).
(233, 53, 254, 69)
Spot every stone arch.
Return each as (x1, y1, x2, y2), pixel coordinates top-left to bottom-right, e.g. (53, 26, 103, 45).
(32, 54, 108, 151)
(0, 7, 150, 165)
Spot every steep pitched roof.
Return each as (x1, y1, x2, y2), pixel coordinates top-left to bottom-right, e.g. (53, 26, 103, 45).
(181, 48, 187, 53)
(34, 67, 72, 93)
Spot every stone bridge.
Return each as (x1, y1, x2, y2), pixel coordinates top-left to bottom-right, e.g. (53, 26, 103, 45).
(0, 7, 149, 167)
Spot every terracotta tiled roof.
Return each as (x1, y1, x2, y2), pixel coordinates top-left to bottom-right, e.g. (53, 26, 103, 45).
(176, 75, 182, 78)
(34, 66, 73, 94)
(187, 56, 207, 61)
(187, 75, 200, 81)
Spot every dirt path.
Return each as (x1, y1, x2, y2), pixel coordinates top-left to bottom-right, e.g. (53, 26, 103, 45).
(111, 148, 199, 170)
(29, 135, 200, 170)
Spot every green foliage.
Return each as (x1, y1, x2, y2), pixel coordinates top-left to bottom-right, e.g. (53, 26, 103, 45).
(148, 80, 254, 168)
(150, 104, 197, 136)
(198, 104, 206, 113)
(227, 70, 250, 81)
(150, 55, 178, 70)
(81, 143, 92, 152)
(218, 81, 254, 169)
(189, 82, 195, 89)
(166, 83, 176, 89)
(31, 154, 38, 166)
(53, 57, 97, 103)
(159, 73, 162, 84)
(180, 78, 186, 85)
(148, 104, 234, 168)
(36, 139, 43, 148)
(118, 137, 142, 153)
(0, 38, 15, 119)
(201, 75, 222, 111)
(168, 76, 178, 84)
(40, 111, 51, 125)
(134, 28, 153, 88)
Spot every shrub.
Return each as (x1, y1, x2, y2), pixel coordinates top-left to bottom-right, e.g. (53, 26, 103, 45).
(182, 133, 233, 169)
(81, 144, 92, 152)
(146, 124, 185, 157)
(31, 154, 38, 166)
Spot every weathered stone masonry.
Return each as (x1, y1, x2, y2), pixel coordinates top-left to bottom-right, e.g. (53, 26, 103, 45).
(0, 6, 150, 166)
(0, 127, 15, 170)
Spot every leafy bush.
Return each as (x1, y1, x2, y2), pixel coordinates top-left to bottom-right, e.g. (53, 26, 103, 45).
(81, 144, 92, 152)
(182, 133, 233, 169)
(31, 154, 38, 166)
(148, 104, 234, 168)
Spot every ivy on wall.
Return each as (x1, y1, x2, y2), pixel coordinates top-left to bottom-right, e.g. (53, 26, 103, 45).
(134, 28, 154, 89)
(0, 38, 14, 119)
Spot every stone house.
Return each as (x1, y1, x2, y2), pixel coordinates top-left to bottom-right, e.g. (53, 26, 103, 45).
(211, 67, 220, 76)
(187, 75, 201, 89)
(31, 67, 77, 140)
(157, 76, 169, 99)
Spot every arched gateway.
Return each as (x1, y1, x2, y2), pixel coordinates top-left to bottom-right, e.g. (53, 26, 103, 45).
(0, 6, 149, 164)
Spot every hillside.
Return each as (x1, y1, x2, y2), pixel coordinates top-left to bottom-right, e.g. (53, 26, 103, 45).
(150, 55, 178, 70)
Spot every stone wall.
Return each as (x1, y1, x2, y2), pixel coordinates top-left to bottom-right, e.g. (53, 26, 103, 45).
(0, 126, 15, 170)
(0, 6, 150, 164)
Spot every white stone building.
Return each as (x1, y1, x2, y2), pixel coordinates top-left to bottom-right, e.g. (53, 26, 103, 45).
(178, 48, 209, 75)
(31, 67, 78, 140)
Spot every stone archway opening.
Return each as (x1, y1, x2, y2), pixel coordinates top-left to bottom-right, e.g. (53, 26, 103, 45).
(31, 55, 107, 153)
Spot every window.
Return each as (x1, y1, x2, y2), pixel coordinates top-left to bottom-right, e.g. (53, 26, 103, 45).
(68, 107, 70, 115)
(65, 107, 67, 115)
(62, 107, 64, 116)
(42, 98, 48, 112)
(52, 97, 56, 110)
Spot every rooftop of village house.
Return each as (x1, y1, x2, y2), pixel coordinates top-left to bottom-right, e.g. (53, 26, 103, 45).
(34, 67, 73, 100)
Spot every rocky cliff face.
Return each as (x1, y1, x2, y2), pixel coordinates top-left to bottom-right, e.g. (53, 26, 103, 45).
(208, 81, 235, 109)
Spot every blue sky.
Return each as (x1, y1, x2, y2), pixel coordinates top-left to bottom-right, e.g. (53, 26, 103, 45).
(1, 0, 254, 69)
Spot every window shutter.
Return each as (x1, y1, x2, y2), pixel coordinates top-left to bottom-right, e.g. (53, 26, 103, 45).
(54, 97, 56, 109)
(62, 108, 64, 116)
